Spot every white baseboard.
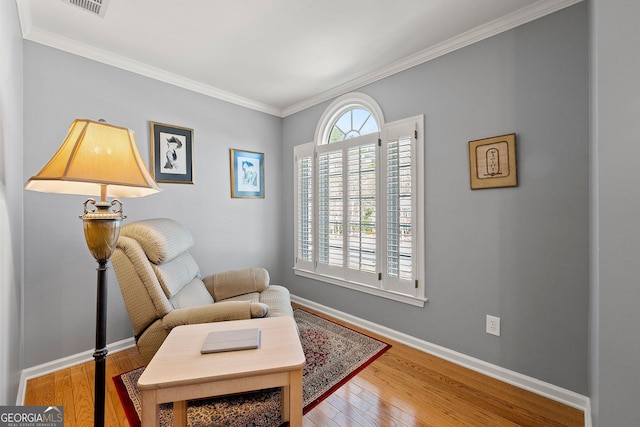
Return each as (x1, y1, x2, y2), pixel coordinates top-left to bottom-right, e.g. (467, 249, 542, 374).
(16, 337, 135, 405)
(291, 295, 592, 427)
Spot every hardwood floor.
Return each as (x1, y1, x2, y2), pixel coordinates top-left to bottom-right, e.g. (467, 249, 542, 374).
(24, 305, 584, 426)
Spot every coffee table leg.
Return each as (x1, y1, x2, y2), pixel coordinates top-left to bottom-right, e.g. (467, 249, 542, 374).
(281, 384, 290, 422)
(288, 369, 303, 427)
(173, 400, 187, 427)
(141, 390, 159, 427)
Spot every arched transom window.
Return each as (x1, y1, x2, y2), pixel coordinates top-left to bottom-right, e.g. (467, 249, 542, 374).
(315, 93, 385, 145)
(328, 107, 379, 143)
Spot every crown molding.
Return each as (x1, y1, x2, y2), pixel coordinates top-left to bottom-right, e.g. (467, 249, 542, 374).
(18, 0, 583, 119)
(282, 0, 584, 117)
(18, 21, 283, 117)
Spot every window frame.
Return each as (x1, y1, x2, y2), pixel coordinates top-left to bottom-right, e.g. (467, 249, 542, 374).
(294, 93, 426, 307)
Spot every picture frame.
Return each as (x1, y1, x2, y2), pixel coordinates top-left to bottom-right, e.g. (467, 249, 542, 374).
(230, 149, 264, 198)
(468, 133, 517, 190)
(150, 121, 193, 184)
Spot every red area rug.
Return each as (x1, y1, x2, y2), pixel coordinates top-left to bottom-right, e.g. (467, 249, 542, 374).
(113, 308, 391, 426)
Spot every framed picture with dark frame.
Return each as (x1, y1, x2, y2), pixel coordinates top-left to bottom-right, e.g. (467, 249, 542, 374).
(150, 121, 194, 184)
(230, 149, 264, 198)
(468, 133, 517, 190)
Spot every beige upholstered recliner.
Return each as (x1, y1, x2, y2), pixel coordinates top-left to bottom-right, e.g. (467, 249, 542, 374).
(112, 218, 293, 364)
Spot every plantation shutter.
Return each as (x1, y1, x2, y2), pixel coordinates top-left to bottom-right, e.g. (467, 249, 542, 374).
(381, 119, 419, 296)
(347, 142, 377, 277)
(294, 143, 314, 272)
(316, 139, 346, 278)
(317, 149, 344, 269)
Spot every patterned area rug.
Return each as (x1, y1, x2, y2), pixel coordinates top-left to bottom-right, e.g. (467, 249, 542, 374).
(113, 309, 391, 427)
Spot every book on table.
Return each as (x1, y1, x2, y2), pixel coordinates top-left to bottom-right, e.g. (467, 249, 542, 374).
(201, 328, 261, 354)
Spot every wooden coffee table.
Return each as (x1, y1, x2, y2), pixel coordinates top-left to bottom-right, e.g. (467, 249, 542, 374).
(137, 316, 305, 427)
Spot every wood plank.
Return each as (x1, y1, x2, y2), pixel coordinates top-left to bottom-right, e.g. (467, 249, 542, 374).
(23, 376, 39, 406)
(72, 363, 95, 427)
(305, 400, 342, 426)
(33, 373, 55, 406)
(54, 369, 77, 427)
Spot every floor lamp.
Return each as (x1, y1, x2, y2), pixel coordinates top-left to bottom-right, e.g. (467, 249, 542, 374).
(25, 119, 161, 427)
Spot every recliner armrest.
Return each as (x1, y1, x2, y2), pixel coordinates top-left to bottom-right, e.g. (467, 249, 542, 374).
(250, 302, 269, 318)
(203, 267, 270, 301)
(162, 300, 267, 330)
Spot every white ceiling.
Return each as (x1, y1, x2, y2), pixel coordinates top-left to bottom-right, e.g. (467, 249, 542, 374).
(17, 0, 581, 117)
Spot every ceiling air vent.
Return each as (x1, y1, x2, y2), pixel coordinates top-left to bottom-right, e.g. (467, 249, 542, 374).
(62, 0, 110, 18)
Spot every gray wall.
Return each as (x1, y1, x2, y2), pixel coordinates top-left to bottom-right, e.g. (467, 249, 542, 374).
(591, 0, 640, 425)
(22, 42, 284, 368)
(283, 3, 590, 394)
(0, 0, 24, 404)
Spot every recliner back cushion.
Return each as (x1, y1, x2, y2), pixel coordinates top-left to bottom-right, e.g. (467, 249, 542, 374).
(121, 218, 194, 264)
(152, 251, 201, 299)
(169, 277, 215, 309)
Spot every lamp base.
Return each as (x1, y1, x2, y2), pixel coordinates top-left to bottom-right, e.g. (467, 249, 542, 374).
(81, 198, 125, 261)
(81, 197, 126, 427)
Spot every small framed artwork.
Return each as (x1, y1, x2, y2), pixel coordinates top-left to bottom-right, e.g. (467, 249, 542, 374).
(230, 149, 264, 198)
(468, 133, 517, 190)
(150, 121, 194, 184)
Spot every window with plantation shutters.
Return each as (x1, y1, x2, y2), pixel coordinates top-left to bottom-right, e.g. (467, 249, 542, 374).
(293, 93, 426, 307)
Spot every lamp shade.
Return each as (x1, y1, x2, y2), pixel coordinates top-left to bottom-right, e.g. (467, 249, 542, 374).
(25, 119, 161, 198)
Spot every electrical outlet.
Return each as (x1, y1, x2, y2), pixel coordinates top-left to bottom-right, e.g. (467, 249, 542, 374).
(486, 315, 501, 336)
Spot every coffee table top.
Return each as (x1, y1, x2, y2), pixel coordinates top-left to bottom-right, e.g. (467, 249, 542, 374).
(138, 316, 305, 391)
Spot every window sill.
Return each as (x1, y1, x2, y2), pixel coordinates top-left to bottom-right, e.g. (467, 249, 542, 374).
(293, 268, 427, 307)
